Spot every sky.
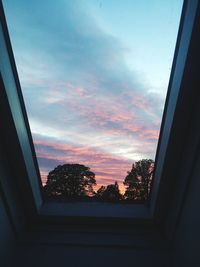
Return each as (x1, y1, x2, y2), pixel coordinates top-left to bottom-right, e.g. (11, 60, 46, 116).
(3, 0, 183, 192)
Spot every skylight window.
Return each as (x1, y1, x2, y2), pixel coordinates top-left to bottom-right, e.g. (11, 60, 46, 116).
(3, 0, 183, 202)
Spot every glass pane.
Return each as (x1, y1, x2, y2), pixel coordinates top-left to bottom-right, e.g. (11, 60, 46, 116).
(3, 0, 183, 202)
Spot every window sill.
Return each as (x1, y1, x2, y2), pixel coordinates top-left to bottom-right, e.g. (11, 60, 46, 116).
(39, 201, 150, 219)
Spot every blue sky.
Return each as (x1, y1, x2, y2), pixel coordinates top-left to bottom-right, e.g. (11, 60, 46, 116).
(3, 0, 183, 191)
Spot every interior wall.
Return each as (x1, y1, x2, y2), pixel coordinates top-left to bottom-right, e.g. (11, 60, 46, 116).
(172, 145, 200, 267)
(0, 190, 16, 267)
(15, 244, 169, 267)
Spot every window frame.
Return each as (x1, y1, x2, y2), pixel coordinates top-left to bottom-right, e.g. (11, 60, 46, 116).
(0, 0, 199, 234)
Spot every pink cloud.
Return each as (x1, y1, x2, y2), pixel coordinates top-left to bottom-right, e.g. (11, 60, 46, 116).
(34, 138, 132, 191)
(30, 80, 161, 192)
(59, 88, 161, 144)
(35, 80, 161, 149)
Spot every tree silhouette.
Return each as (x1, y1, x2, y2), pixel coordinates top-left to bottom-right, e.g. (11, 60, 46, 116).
(95, 181, 122, 201)
(95, 185, 106, 199)
(123, 159, 154, 201)
(43, 164, 96, 199)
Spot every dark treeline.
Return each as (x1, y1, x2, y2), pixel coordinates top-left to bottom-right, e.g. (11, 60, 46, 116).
(43, 159, 154, 203)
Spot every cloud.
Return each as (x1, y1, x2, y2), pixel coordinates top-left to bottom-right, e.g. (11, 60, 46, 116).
(4, 0, 165, 188)
(34, 136, 132, 191)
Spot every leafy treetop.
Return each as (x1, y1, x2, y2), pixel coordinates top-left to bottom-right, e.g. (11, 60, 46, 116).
(123, 159, 154, 201)
(43, 163, 96, 198)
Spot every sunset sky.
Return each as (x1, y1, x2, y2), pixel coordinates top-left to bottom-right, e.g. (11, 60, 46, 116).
(3, 0, 182, 192)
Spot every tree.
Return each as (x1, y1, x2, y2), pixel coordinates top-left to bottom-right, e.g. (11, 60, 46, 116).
(43, 164, 96, 199)
(95, 181, 122, 201)
(95, 185, 106, 199)
(123, 159, 154, 201)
